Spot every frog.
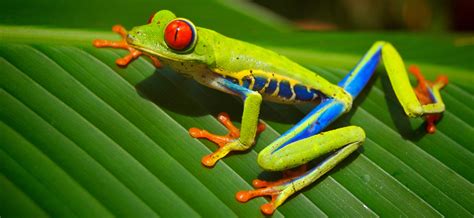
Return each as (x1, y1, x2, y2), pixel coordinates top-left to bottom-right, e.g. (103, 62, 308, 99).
(93, 10, 448, 215)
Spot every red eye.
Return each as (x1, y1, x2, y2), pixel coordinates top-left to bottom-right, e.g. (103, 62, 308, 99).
(164, 19, 196, 51)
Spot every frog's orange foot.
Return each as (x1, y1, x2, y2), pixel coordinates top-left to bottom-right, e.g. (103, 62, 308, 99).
(236, 186, 282, 215)
(93, 25, 161, 68)
(236, 165, 308, 215)
(189, 112, 266, 167)
(409, 65, 448, 134)
(252, 164, 307, 188)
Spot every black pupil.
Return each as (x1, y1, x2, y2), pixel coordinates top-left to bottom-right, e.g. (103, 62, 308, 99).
(174, 27, 179, 42)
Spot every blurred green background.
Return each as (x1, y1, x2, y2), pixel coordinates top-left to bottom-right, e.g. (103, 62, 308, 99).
(253, 0, 474, 31)
(2, 0, 474, 31)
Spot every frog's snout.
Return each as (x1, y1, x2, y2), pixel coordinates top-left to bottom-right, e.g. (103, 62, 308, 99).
(126, 33, 136, 44)
(126, 28, 142, 44)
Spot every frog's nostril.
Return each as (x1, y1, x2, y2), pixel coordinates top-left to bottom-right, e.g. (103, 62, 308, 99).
(126, 34, 136, 44)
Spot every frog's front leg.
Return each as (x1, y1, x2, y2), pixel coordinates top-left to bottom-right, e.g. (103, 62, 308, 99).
(189, 78, 266, 167)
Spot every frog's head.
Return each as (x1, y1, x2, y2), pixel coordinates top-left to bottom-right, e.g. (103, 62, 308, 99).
(127, 10, 215, 67)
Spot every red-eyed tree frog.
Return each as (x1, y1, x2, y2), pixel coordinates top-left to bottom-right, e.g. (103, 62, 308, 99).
(93, 10, 448, 215)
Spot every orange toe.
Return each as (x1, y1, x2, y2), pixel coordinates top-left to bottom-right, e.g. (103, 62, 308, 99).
(251, 165, 306, 189)
(93, 24, 161, 68)
(236, 165, 308, 215)
(201, 153, 217, 168)
(409, 65, 447, 134)
(236, 186, 281, 215)
(435, 75, 449, 87)
(188, 127, 236, 147)
(261, 203, 276, 215)
(190, 113, 267, 167)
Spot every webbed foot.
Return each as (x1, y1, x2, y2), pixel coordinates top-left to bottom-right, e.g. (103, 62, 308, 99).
(236, 165, 308, 215)
(189, 112, 265, 167)
(93, 25, 161, 68)
(409, 65, 448, 133)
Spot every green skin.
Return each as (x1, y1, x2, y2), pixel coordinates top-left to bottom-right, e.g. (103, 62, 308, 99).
(124, 10, 446, 214)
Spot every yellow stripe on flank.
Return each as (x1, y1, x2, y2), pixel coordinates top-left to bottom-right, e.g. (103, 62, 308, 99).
(214, 69, 302, 88)
(272, 80, 280, 97)
(249, 76, 255, 90)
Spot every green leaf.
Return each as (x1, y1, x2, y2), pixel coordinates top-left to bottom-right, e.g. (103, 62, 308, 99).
(1, 1, 473, 216)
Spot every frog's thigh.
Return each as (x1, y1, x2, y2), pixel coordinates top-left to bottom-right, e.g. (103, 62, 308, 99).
(258, 126, 365, 171)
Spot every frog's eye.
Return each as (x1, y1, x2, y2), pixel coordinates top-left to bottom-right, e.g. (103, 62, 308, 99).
(164, 19, 197, 52)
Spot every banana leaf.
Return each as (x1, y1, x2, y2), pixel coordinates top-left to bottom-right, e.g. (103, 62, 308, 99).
(1, 0, 473, 217)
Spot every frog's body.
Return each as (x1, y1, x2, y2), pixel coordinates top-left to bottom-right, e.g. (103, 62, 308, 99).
(147, 26, 350, 106)
(94, 10, 448, 215)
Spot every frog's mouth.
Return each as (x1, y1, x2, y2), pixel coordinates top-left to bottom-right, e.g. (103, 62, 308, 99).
(124, 34, 168, 61)
(129, 42, 192, 63)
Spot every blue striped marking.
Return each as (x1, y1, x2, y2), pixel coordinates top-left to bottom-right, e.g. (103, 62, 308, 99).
(253, 76, 267, 91)
(265, 79, 278, 94)
(294, 85, 313, 101)
(278, 80, 293, 98)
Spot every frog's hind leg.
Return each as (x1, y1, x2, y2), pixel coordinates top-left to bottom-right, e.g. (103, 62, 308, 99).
(236, 42, 384, 215)
(237, 125, 365, 215)
(234, 98, 348, 214)
(380, 42, 447, 117)
(339, 41, 448, 130)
